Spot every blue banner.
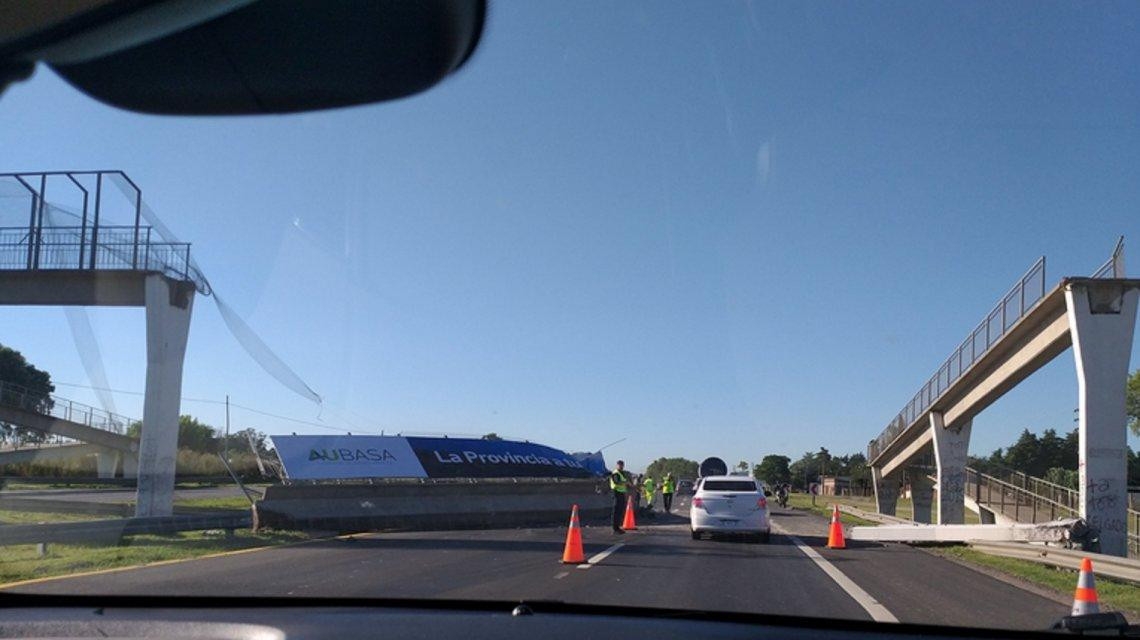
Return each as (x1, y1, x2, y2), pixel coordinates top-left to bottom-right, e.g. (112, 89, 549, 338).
(271, 434, 604, 480)
(406, 437, 600, 479)
(570, 451, 608, 476)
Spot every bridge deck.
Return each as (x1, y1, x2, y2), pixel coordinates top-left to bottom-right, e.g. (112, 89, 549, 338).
(871, 277, 1140, 475)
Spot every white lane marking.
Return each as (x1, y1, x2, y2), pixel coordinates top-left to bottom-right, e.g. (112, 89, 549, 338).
(553, 571, 570, 579)
(576, 542, 625, 570)
(772, 523, 897, 623)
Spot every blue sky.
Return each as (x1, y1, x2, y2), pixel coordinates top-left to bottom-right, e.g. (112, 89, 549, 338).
(0, 1, 1137, 471)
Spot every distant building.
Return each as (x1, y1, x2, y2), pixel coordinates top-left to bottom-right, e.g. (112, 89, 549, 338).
(820, 475, 852, 496)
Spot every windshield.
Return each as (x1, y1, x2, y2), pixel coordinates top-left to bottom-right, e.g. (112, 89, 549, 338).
(0, 1, 1139, 633)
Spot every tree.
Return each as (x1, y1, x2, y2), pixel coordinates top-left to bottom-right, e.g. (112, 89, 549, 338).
(1061, 429, 1079, 469)
(1003, 429, 1041, 476)
(735, 460, 750, 474)
(482, 433, 502, 441)
(645, 457, 698, 480)
(0, 343, 54, 399)
(1037, 429, 1065, 472)
(126, 415, 218, 453)
(1128, 368, 1140, 436)
(816, 447, 832, 477)
(753, 455, 791, 486)
(0, 343, 54, 445)
(219, 427, 272, 456)
(1044, 467, 1078, 489)
(841, 453, 871, 494)
(788, 451, 819, 490)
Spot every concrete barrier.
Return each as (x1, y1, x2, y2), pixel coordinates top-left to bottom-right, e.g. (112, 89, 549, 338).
(253, 478, 612, 533)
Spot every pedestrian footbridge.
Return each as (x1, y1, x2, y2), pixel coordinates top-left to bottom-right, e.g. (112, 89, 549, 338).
(0, 170, 204, 516)
(868, 240, 1140, 557)
(0, 379, 138, 477)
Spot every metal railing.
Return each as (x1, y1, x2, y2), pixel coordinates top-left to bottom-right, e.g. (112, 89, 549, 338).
(966, 467, 1140, 558)
(0, 226, 193, 281)
(869, 258, 1047, 460)
(976, 464, 1080, 512)
(1091, 236, 1125, 279)
(0, 379, 134, 435)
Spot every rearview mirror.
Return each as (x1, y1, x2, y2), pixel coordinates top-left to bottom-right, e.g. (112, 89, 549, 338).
(2, 0, 485, 114)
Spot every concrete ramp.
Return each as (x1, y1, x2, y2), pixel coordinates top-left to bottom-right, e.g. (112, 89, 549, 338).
(0, 404, 135, 453)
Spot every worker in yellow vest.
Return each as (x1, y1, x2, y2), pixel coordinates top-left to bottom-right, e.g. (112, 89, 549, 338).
(661, 472, 676, 513)
(642, 475, 657, 512)
(609, 460, 630, 534)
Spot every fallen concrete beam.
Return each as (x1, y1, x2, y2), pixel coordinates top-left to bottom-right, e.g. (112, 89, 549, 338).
(850, 518, 1084, 544)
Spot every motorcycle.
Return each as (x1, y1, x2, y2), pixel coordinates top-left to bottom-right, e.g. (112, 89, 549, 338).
(776, 487, 789, 509)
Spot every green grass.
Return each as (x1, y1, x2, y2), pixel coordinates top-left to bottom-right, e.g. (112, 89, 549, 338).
(786, 493, 882, 526)
(0, 528, 310, 586)
(0, 509, 105, 525)
(933, 545, 1140, 617)
(173, 496, 253, 511)
(0, 480, 266, 491)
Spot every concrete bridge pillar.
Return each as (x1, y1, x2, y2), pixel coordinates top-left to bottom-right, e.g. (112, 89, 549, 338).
(122, 452, 138, 479)
(930, 412, 971, 525)
(909, 468, 933, 524)
(135, 275, 194, 517)
(1065, 280, 1139, 557)
(872, 465, 900, 516)
(94, 450, 120, 478)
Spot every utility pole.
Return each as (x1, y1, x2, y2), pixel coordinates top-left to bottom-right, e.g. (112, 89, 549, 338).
(224, 394, 230, 462)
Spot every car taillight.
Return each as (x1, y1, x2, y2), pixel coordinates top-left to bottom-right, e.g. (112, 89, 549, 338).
(693, 497, 704, 509)
(757, 497, 767, 509)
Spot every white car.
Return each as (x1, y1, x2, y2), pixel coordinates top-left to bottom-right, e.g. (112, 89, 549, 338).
(690, 475, 771, 543)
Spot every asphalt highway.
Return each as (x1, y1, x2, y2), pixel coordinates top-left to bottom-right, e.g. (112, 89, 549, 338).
(5, 499, 1070, 630)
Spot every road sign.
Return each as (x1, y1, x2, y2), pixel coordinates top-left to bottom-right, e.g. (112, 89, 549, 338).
(809, 482, 820, 495)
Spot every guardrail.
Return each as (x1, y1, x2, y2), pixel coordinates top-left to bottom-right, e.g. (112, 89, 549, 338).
(869, 258, 1047, 461)
(0, 512, 250, 546)
(966, 467, 1140, 558)
(0, 379, 134, 437)
(967, 540, 1140, 585)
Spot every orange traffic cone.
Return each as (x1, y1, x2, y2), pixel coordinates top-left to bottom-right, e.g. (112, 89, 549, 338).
(826, 504, 846, 549)
(1071, 558, 1100, 616)
(561, 504, 586, 564)
(621, 494, 637, 530)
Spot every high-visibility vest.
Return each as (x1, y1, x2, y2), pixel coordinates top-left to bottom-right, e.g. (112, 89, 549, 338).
(643, 478, 655, 492)
(662, 477, 675, 494)
(610, 470, 629, 493)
